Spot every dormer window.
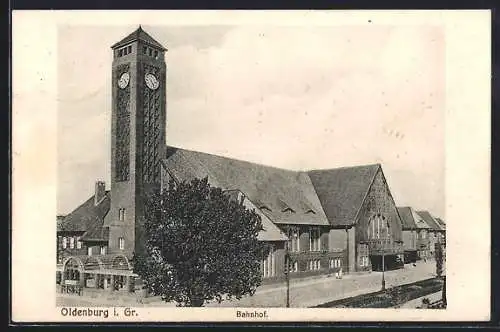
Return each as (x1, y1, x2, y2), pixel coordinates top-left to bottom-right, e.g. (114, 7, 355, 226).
(277, 199, 294, 213)
(305, 209, 316, 214)
(259, 205, 272, 212)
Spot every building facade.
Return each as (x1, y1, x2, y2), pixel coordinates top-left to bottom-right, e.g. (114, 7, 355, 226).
(412, 209, 431, 260)
(397, 207, 419, 263)
(417, 211, 446, 258)
(309, 164, 405, 272)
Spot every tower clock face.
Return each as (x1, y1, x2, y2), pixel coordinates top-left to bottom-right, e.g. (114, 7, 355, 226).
(145, 73, 159, 90)
(118, 72, 130, 89)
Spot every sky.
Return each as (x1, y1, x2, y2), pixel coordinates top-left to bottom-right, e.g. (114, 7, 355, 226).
(57, 24, 445, 218)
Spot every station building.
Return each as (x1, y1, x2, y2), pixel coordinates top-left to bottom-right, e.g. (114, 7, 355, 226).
(57, 27, 408, 293)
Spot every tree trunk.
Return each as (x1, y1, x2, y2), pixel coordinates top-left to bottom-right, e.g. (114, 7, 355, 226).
(189, 297, 204, 307)
(442, 277, 447, 307)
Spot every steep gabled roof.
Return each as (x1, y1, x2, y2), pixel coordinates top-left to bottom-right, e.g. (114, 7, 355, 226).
(224, 189, 288, 242)
(81, 218, 110, 242)
(162, 146, 330, 226)
(435, 217, 446, 230)
(111, 26, 167, 51)
(412, 209, 430, 229)
(416, 210, 441, 230)
(307, 164, 380, 227)
(58, 192, 110, 241)
(397, 207, 418, 230)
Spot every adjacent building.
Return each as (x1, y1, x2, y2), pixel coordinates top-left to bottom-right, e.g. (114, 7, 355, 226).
(417, 211, 446, 256)
(412, 208, 432, 260)
(435, 217, 446, 246)
(396, 207, 418, 264)
(417, 210, 443, 257)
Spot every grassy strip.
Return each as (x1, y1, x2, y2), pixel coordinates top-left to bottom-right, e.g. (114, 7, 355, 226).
(312, 277, 444, 308)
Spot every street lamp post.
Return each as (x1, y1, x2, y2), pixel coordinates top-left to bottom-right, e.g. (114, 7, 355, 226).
(381, 215, 389, 292)
(381, 244, 386, 291)
(284, 247, 290, 308)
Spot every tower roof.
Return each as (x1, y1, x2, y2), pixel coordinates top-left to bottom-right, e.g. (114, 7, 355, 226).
(111, 26, 167, 51)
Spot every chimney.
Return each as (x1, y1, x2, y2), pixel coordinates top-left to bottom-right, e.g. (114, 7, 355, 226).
(94, 181, 106, 205)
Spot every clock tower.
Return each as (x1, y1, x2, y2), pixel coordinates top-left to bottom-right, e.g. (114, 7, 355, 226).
(105, 26, 167, 259)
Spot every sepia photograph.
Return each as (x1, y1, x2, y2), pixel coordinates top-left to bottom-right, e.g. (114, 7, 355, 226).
(12, 10, 490, 322)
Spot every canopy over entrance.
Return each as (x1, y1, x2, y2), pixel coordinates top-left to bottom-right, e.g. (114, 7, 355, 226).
(62, 254, 134, 274)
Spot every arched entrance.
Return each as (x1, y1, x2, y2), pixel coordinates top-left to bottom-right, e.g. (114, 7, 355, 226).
(61, 257, 85, 294)
(58, 254, 138, 294)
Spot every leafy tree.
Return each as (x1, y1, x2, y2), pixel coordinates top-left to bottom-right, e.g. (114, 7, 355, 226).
(134, 177, 269, 307)
(435, 243, 444, 277)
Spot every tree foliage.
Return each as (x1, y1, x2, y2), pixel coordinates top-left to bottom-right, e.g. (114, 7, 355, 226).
(435, 243, 444, 277)
(134, 177, 269, 307)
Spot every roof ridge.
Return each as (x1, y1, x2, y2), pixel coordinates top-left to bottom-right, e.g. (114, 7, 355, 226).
(111, 26, 167, 50)
(167, 145, 383, 174)
(166, 145, 302, 174)
(307, 163, 382, 173)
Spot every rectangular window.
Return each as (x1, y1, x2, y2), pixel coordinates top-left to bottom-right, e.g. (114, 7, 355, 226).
(62, 237, 67, 249)
(119, 208, 126, 221)
(100, 246, 107, 255)
(149, 48, 153, 56)
(76, 237, 82, 249)
(127, 45, 132, 54)
(154, 50, 159, 58)
(288, 227, 300, 252)
(143, 46, 147, 54)
(88, 247, 92, 256)
(310, 260, 320, 271)
(119, 237, 125, 250)
(118, 49, 123, 57)
(309, 227, 321, 251)
(69, 237, 75, 249)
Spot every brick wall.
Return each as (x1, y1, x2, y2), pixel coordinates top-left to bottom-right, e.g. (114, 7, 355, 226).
(356, 169, 403, 243)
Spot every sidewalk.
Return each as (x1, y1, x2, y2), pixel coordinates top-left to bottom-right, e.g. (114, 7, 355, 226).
(56, 260, 438, 308)
(203, 260, 436, 307)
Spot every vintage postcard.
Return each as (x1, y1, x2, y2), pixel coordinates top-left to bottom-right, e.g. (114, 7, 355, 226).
(12, 10, 491, 323)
